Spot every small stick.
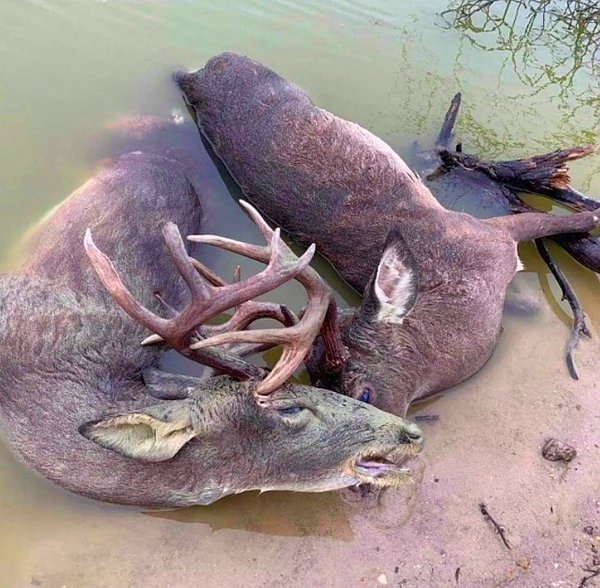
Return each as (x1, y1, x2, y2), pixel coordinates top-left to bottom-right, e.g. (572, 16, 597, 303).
(479, 502, 511, 549)
(414, 414, 440, 422)
(535, 238, 591, 380)
(579, 567, 600, 587)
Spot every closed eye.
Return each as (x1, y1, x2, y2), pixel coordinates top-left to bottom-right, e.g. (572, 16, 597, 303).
(278, 406, 305, 415)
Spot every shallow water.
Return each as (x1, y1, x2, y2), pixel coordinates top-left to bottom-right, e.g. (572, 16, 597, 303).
(1, 1, 599, 586)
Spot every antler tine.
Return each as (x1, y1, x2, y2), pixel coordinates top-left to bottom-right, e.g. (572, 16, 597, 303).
(190, 257, 228, 287)
(256, 347, 309, 395)
(202, 302, 297, 337)
(84, 230, 171, 334)
(239, 200, 275, 240)
(188, 201, 344, 396)
(162, 222, 213, 303)
(226, 305, 298, 357)
(191, 327, 293, 349)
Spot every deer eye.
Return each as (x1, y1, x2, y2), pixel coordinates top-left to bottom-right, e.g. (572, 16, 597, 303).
(275, 405, 313, 430)
(278, 406, 305, 415)
(359, 388, 372, 403)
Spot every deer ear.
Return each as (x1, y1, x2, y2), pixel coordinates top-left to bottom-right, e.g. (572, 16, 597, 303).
(369, 230, 418, 324)
(79, 401, 196, 462)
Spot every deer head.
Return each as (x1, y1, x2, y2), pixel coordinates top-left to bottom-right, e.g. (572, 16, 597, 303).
(82, 201, 424, 501)
(302, 230, 423, 417)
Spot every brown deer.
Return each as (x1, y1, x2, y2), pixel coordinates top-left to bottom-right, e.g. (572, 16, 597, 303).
(175, 52, 600, 416)
(0, 150, 423, 507)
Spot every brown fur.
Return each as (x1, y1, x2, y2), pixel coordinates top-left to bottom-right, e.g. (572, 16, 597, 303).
(176, 53, 600, 415)
(0, 147, 422, 506)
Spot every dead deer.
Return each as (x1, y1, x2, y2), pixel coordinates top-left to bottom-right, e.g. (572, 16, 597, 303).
(176, 52, 600, 416)
(0, 151, 422, 508)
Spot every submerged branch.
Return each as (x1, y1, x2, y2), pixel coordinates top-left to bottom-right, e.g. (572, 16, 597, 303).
(535, 238, 591, 380)
(438, 145, 599, 211)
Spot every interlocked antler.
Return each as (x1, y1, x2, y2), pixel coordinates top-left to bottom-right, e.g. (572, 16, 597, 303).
(190, 258, 299, 343)
(84, 219, 314, 382)
(141, 260, 299, 351)
(188, 201, 348, 396)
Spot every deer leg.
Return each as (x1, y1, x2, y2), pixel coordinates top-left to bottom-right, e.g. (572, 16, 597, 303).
(488, 209, 600, 243)
(503, 196, 600, 273)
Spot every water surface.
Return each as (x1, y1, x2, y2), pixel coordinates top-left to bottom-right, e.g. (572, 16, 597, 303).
(1, 1, 599, 585)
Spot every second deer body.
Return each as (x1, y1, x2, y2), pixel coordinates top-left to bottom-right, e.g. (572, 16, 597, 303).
(177, 53, 600, 416)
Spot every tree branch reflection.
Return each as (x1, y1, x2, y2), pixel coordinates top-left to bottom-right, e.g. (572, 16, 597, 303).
(442, 0, 600, 100)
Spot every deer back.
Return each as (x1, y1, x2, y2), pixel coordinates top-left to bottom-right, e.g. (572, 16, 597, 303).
(177, 52, 444, 292)
(0, 152, 205, 503)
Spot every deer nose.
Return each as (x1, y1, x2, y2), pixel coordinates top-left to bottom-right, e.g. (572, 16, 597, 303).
(401, 423, 424, 445)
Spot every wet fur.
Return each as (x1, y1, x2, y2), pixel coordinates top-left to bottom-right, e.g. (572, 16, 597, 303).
(177, 53, 600, 415)
(0, 153, 204, 505)
(0, 147, 422, 506)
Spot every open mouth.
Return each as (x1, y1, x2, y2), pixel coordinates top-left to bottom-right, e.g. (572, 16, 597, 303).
(353, 453, 412, 478)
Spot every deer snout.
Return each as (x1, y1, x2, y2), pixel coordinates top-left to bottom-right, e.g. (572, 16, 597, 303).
(400, 422, 424, 447)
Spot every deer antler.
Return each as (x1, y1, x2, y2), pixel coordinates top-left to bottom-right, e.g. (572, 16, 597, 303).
(188, 201, 348, 395)
(84, 220, 313, 382)
(189, 258, 299, 340)
(141, 260, 299, 349)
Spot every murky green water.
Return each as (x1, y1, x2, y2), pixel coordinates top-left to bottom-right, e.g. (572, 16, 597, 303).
(1, 1, 599, 586)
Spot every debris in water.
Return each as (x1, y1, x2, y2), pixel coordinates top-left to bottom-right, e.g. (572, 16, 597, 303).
(377, 573, 388, 585)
